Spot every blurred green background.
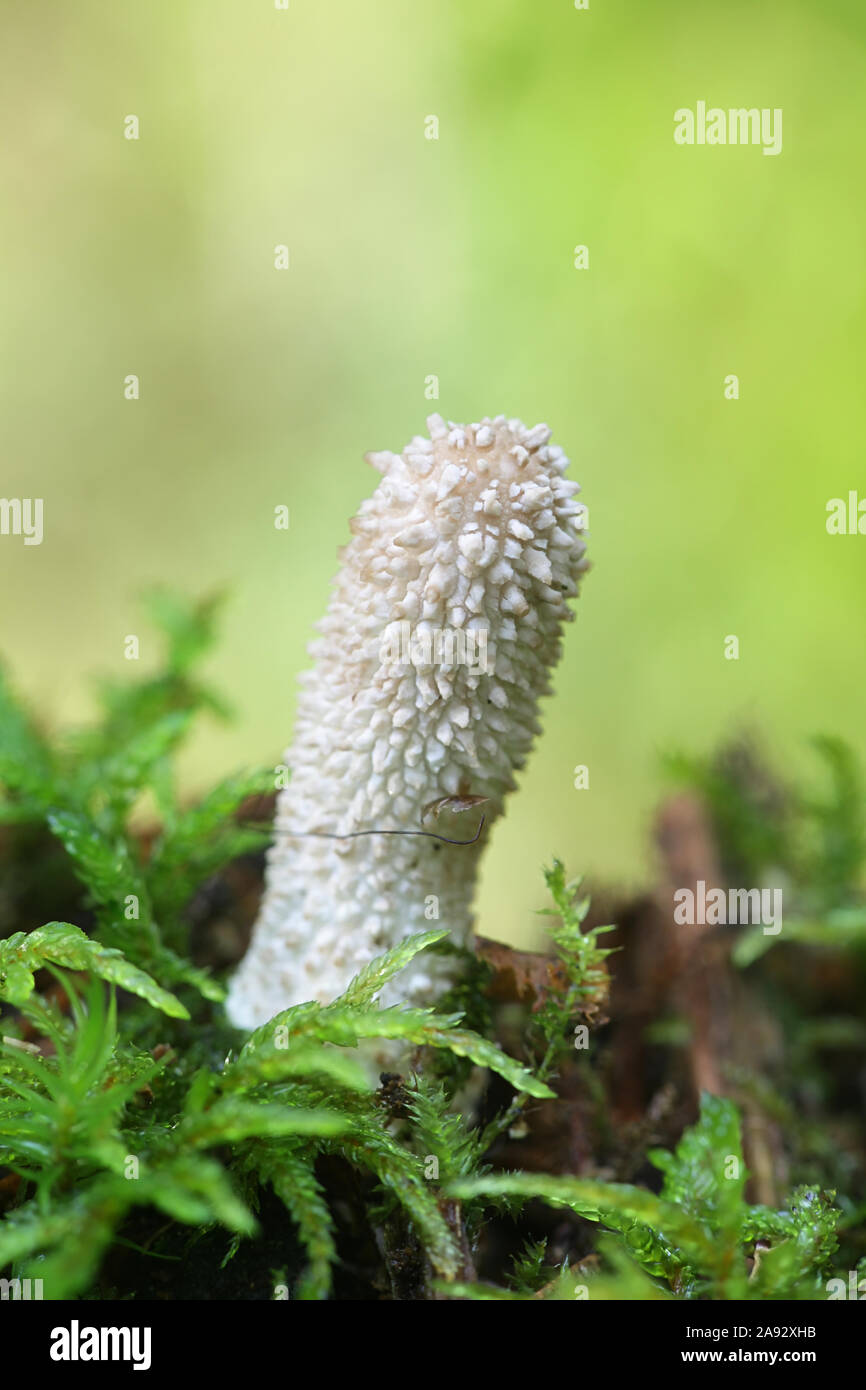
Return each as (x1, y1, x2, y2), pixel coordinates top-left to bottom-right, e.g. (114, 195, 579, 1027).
(1, 0, 864, 946)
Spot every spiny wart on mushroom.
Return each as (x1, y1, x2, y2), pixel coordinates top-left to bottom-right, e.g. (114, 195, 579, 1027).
(226, 414, 589, 1029)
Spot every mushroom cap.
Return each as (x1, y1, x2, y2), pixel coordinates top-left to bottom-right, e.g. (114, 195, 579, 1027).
(225, 414, 588, 1030)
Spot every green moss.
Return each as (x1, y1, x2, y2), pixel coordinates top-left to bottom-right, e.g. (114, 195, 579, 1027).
(0, 594, 863, 1300)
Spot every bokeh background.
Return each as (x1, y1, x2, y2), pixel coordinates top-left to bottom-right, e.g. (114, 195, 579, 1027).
(1, 0, 864, 946)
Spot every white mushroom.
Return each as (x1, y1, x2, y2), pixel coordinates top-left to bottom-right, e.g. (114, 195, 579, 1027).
(226, 415, 588, 1029)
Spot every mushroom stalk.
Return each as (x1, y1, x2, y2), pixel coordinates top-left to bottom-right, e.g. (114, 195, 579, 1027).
(226, 414, 588, 1029)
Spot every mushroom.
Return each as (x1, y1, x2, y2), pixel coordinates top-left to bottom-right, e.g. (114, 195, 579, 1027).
(226, 414, 588, 1029)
